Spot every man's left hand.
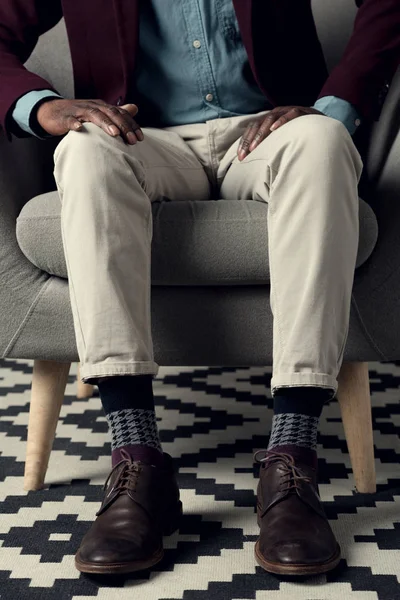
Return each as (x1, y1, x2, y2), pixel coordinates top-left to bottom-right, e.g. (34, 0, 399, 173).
(237, 106, 324, 161)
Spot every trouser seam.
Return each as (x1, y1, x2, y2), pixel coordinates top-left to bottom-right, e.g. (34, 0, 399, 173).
(60, 216, 88, 354)
(267, 192, 286, 359)
(337, 321, 349, 369)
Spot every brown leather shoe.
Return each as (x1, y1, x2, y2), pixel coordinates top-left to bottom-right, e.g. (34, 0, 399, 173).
(254, 450, 340, 576)
(75, 449, 182, 574)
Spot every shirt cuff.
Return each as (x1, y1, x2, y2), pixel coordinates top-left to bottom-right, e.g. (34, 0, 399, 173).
(12, 90, 63, 138)
(313, 96, 362, 136)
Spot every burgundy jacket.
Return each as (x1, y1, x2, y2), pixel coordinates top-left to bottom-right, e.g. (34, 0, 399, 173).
(0, 0, 400, 139)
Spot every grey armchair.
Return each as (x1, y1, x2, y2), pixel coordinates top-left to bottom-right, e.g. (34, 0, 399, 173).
(1, 1, 400, 493)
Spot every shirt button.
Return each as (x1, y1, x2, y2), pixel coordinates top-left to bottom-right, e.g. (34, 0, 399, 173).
(205, 93, 214, 102)
(193, 40, 201, 48)
(355, 118, 361, 127)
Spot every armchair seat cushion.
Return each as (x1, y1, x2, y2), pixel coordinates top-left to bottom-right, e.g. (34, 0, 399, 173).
(16, 191, 378, 286)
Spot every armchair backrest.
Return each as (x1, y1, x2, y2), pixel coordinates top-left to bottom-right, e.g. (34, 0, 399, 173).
(24, 19, 74, 98)
(311, 0, 357, 71)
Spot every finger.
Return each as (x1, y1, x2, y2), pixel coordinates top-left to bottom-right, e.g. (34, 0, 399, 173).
(118, 108, 144, 141)
(101, 105, 143, 144)
(76, 101, 142, 143)
(269, 108, 301, 132)
(120, 103, 139, 117)
(83, 101, 144, 142)
(247, 111, 286, 151)
(89, 100, 139, 119)
(78, 106, 122, 136)
(90, 101, 143, 142)
(237, 121, 262, 160)
(65, 116, 84, 132)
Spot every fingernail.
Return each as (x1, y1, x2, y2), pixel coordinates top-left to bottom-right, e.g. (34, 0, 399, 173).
(270, 123, 278, 131)
(108, 125, 118, 135)
(127, 132, 137, 144)
(136, 129, 144, 141)
(249, 141, 257, 151)
(238, 150, 246, 161)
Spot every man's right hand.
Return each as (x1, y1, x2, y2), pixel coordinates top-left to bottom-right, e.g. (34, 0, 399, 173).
(36, 98, 144, 144)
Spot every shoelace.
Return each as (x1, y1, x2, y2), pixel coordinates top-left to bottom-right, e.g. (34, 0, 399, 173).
(102, 447, 142, 494)
(254, 449, 312, 493)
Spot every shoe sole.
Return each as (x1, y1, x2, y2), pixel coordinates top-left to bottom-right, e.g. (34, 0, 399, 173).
(255, 539, 341, 576)
(75, 545, 165, 575)
(75, 500, 182, 575)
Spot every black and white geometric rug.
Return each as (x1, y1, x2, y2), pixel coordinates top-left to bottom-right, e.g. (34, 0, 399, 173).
(0, 359, 399, 600)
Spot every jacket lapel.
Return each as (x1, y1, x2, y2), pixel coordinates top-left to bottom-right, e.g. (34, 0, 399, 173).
(62, 0, 139, 102)
(232, 0, 255, 79)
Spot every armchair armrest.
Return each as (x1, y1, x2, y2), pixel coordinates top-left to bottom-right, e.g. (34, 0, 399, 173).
(0, 131, 58, 356)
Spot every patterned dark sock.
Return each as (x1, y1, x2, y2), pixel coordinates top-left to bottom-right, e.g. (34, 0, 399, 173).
(267, 387, 333, 470)
(97, 375, 164, 468)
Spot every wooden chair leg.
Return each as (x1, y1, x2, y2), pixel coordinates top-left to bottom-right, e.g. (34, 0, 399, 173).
(24, 360, 71, 491)
(76, 364, 94, 399)
(337, 361, 376, 494)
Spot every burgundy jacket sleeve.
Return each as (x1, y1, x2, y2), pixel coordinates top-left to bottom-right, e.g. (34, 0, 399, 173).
(0, 0, 63, 139)
(318, 0, 400, 120)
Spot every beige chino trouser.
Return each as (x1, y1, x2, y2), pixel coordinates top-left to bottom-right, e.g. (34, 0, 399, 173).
(53, 110, 363, 397)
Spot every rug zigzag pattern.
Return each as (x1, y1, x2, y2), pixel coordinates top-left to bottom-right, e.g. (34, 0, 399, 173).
(0, 360, 399, 599)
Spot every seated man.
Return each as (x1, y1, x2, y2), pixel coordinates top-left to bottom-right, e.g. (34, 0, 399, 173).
(0, 0, 399, 579)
